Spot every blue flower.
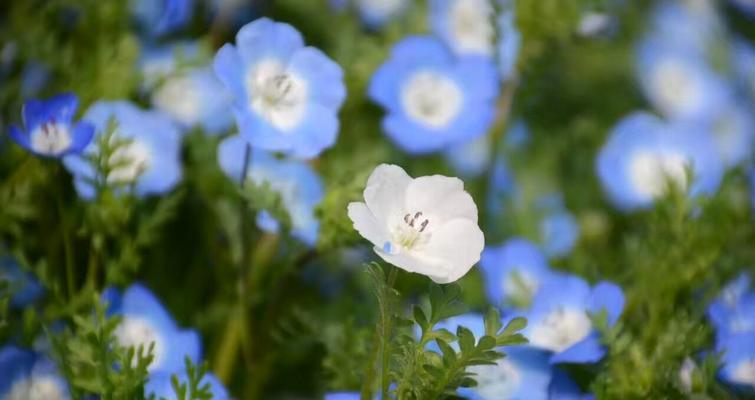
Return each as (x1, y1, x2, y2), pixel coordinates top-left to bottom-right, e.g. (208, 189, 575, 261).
(20, 63, 51, 98)
(145, 371, 229, 399)
(646, 1, 723, 57)
(497, 4, 521, 82)
(596, 112, 723, 211)
(0, 257, 44, 308)
(152, 66, 234, 135)
(717, 333, 755, 391)
(432, 314, 575, 400)
(733, 39, 755, 99)
(444, 133, 491, 177)
(63, 101, 183, 199)
(0, 346, 69, 399)
(429, 0, 496, 57)
(218, 135, 324, 246)
(104, 283, 201, 374)
(355, 0, 409, 29)
(324, 392, 360, 400)
(520, 275, 624, 364)
(139, 42, 202, 91)
(132, 0, 193, 37)
(539, 211, 579, 259)
(636, 38, 729, 121)
(213, 18, 346, 159)
(699, 97, 755, 168)
(479, 238, 557, 311)
(707, 274, 755, 346)
(369, 36, 498, 154)
(9, 93, 94, 158)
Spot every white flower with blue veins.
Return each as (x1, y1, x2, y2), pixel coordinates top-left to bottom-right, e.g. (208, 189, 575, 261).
(348, 164, 484, 284)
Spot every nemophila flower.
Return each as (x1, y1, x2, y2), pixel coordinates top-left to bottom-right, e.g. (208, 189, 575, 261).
(497, 4, 521, 81)
(700, 98, 755, 168)
(8, 93, 94, 158)
(0, 257, 44, 308)
(348, 164, 484, 284)
(355, 0, 409, 29)
(717, 333, 755, 391)
(139, 42, 202, 91)
(145, 371, 229, 399)
(444, 133, 491, 177)
(20, 63, 51, 98)
(596, 112, 723, 211)
(63, 101, 182, 199)
(368, 36, 498, 154)
(520, 275, 624, 364)
(536, 195, 580, 259)
(104, 283, 201, 374)
(431, 314, 574, 400)
(131, 0, 193, 37)
(636, 39, 728, 120)
(429, 0, 496, 57)
(324, 392, 360, 400)
(0, 346, 70, 400)
(647, 1, 722, 56)
(479, 238, 556, 310)
(707, 274, 755, 344)
(218, 135, 324, 246)
(152, 66, 234, 135)
(213, 18, 346, 159)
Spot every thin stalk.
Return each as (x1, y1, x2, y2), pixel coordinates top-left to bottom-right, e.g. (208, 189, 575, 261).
(381, 266, 398, 398)
(55, 165, 75, 299)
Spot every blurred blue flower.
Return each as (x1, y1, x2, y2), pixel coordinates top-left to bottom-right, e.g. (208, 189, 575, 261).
(0, 346, 69, 399)
(0, 257, 44, 308)
(104, 283, 201, 374)
(700, 97, 755, 169)
(324, 392, 360, 400)
(369, 36, 498, 153)
(540, 210, 579, 259)
(733, 39, 755, 98)
(218, 135, 324, 246)
(152, 66, 234, 135)
(636, 39, 729, 121)
(520, 275, 624, 364)
(146, 371, 229, 399)
(9, 93, 94, 158)
(132, 0, 193, 37)
(20, 63, 51, 98)
(213, 18, 346, 159)
(432, 314, 578, 400)
(63, 101, 183, 199)
(444, 133, 491, 177)
(647, 1, 723, 57)
(596, 112, 723, 211)
(497, 4, 521, 82)
(717, 333, 755, 391)
(139, 41, 202, 91)
(708, 274, 755, 346)
(429, 0, 496, 57)
(355, 0, 409, 29)
(479, 238, 557, 311)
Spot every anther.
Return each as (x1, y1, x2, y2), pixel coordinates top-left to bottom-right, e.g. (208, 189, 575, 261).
(419, 219, 429, 232)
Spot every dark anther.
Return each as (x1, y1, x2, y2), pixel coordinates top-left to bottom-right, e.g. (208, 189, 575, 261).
(419, 219, 429, 232)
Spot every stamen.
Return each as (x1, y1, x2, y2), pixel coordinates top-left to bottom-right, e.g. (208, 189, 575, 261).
(419, 219, 429, 232)
(404, 213, 411, 224)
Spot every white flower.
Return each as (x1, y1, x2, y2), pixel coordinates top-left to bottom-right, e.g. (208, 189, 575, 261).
(347, 164, 484, 283)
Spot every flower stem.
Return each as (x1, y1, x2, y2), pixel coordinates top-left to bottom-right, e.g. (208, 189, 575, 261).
(55, 164, 75, 299)
(380, 266, 398, 398)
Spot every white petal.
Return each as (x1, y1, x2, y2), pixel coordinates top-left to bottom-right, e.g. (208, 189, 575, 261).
(374, 248, 451, 282)
(364, 164, 413, 222)
(422, 218, 484, 283)
(347, 202, 388, 246)
(405, 175, 478, 223)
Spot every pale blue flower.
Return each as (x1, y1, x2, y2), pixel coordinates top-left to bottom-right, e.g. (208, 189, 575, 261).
(0, 257, 44, 308)
(733, 39, 755, 100)
(540, 210, 579, 259)
(152, 66, 234, 135)
(213, 18, 346, 159)
(63, 101, 183, 199)
(699, 97, 755, 168)
(444, 133, 491, 177)
(9, 93, 94, 158)
(139, 42, 202, 91)
(596, 112, 723, 211)
(355, 0, 409, 29)
(132, 0, 193, 37)
(717, 333, 755, 392)
(429, 0, 496, 57)
(0, 346, 69, 399)
(708, 274, 755, 347)
(218, 135, 324, 246)
(369, 36, 498, 153)
(104, 283, 201, 374)
(324, 392, 360, 400)
(520, 275, 624, 364)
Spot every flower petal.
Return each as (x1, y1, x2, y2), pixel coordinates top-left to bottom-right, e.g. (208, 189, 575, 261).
(405, 175, 478, 223)
(422, 218, 484, 283)
(347, 202, 388, 247)
(363, 164, 412, 222)
(374, 249, 451, 282)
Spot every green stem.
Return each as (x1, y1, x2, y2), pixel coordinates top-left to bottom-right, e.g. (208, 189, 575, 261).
(381, 266, 398, 398)
(55, 165, 75, 299)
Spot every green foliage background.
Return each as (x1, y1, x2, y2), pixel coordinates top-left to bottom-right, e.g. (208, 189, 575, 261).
(1, 0, 755, 399)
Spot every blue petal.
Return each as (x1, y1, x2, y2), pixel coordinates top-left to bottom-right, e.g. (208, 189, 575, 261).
(550, 334, 605, 364)
(235, 18, 304, 65)
(213, 44, 248, 106)
(22, 93, 78, 132)
(588, 281, 625, 326)
(8, 125, 31, 151)
(0, 346, 36, 397)
(286, 103, 340, 159)
(288, 47, 346, 110)
(68, 121, 95, 154)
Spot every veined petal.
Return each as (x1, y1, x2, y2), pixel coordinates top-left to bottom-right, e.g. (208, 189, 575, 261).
(422, 218, 484, 283)
(405, 175, 478, 223)
(363, 164, 412, 222)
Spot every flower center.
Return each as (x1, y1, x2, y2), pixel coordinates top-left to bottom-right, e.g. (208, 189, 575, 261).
(247, 59, 308, 131)
(385, 211, 431, 253)
(114, 316, 164, 371)
(30, 121, 72, 156)
(732, 359, 755, 386)
(628, 150, 689, 200)
(652, 58, 700, 115)
(401, 70, 463, 129)
(450, 0, 495, 55)
(530, 307, 592, 352)
(7, 376, 68, 400)
(467, 358, 521, 400)
(503, 269, 538, 307)
(107, 139, 152, 184)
